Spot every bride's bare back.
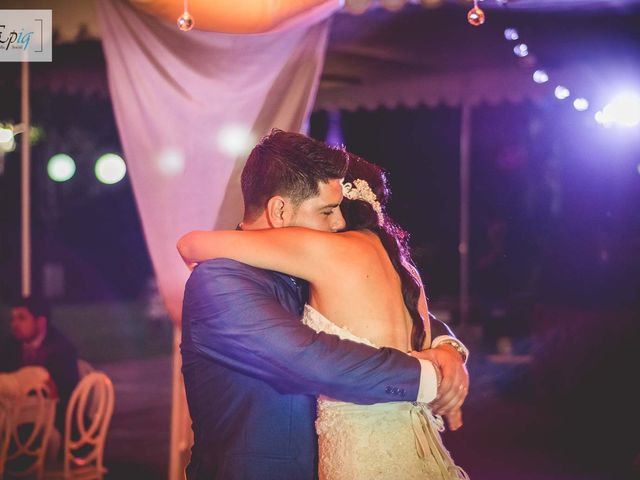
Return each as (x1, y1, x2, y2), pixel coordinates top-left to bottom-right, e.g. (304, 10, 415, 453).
(178, 226, 429, 352)
(307, 230, 416, 352)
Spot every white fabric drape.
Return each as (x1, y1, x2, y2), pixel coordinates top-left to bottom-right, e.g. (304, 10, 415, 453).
(96, 0, 339, 322)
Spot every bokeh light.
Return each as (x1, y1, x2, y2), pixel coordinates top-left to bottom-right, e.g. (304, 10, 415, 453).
(95, 153, 127, 184)
(157, 148, 185, 176)
(0, 136, 15, 153)
(598, 92, 640, 127)
(504, 28, 519, 41)
(47, 154, 76, 182)
(513, 43, 528, 57)
(554, 86, 570, 100)
(532, 70, 549, 84)
(0, 127, 13, 143)
(217, 123, 255, 157)
(573, 98, 589, 111)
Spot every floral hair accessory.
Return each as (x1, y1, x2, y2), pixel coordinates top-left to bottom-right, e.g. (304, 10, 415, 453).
(342, 178, 384, 226)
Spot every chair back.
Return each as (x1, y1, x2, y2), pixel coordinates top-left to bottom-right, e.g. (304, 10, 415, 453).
(3, 373, 57, 480)
(0, 398, 12, 478)
(76, 360, 95, 380)
(62, 372, 114, 478)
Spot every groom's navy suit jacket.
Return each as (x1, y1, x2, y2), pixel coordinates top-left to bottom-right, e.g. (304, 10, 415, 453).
(181, 259, 452, 480)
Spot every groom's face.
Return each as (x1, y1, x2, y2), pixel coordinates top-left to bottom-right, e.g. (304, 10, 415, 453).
(287, 179, 346, 232)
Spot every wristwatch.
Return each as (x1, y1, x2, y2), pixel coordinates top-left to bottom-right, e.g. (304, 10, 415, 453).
(431, 336, 469, 364)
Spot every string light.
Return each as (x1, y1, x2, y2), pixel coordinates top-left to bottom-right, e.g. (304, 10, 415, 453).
(554, 86, 570, 100)
(504, 25, 602, 120)
(177, 0, 194, 31)
(513, 43, 529, 57)
(467, 0, 485, 27)
(504, 28, 519, 41)
(573, 98, 589, 111)
(532, 70, 549, 84)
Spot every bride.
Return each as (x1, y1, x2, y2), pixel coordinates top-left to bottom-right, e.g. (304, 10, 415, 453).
(178, 154, 468, 479)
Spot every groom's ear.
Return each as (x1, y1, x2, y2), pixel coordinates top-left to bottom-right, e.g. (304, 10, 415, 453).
(266, 195, 288, 228)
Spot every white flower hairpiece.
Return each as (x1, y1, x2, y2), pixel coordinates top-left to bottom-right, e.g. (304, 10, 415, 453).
(342, 178, 385, 226)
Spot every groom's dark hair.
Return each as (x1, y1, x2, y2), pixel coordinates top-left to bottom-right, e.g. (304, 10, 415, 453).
(241, 129, 349, 221)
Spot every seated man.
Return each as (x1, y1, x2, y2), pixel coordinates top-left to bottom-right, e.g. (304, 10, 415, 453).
(0, 297, 80, 431)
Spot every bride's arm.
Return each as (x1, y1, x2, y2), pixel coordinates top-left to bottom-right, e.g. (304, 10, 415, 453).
(177, 228, 352, 282)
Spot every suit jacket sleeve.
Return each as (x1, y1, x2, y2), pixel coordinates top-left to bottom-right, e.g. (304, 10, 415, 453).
(183, 259, 421, 404)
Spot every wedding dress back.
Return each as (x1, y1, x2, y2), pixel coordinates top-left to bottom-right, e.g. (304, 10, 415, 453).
(302, 305, 469, 480)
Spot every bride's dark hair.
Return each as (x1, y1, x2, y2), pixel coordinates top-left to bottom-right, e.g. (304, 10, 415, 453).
(340, 154, 426, 351)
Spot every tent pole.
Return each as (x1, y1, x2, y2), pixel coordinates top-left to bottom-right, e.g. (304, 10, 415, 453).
(169, 326, 190, 480)
(21, 61, 31, 298)
(459, 103, 472, 327)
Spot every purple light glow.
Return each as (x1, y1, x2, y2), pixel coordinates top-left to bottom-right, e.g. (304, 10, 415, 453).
(601, 92, 640, 127)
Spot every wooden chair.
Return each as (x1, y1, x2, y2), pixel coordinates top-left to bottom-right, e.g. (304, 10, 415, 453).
(76, 360, 94, 381)
(0, 398, 12, 479)
(44, 372, 114, 480)
(2, 368, 57, 480)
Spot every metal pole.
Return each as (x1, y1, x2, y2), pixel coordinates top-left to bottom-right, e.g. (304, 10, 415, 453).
(459, 103, 472, 326)
(21, 61, 31, 298)
(169, 325, 190, 480)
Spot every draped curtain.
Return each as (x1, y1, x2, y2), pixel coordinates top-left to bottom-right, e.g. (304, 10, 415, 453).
(96, 0, 339, 322)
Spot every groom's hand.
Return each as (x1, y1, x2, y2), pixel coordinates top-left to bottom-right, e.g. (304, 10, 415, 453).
(444, 408, 463, 431)
(411, 345, 469, 421)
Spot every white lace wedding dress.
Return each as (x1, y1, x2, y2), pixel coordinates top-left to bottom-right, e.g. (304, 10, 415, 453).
(302, 305, 469, 480)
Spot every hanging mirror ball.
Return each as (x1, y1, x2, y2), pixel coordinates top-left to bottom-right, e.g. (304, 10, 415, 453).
(177, 11, 194, 31)
(467, 6, 485, 26)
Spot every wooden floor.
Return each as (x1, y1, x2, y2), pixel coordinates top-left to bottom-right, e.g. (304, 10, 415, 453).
(102, 356, 171, 479)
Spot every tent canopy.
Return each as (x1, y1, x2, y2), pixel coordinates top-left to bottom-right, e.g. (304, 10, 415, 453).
(318, 5, 640, 109)
(3, 1, 639, 110)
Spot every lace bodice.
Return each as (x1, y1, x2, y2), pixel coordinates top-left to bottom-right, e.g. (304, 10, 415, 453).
(302, 305, 469, 480)
(302, 304, 378, 348)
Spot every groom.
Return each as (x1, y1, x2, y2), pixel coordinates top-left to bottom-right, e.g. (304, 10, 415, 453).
(180, 129, 469, 480)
